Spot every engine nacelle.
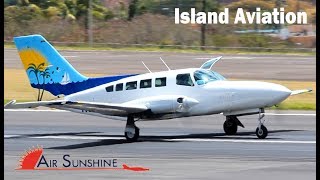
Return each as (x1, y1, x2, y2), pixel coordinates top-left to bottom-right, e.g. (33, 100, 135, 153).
(124, 95, 199, 114)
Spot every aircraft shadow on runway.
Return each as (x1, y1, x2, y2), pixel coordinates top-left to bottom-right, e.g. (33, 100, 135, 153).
(4, 130, 302, 149)
(43, 129, 300, 149)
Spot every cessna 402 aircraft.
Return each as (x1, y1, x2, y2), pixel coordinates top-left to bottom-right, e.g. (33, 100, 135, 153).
(5, 34, 312, 141)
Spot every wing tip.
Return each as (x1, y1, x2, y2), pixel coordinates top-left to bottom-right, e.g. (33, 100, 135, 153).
(290, 88, 313, 95)
(4, 100, 16, 109)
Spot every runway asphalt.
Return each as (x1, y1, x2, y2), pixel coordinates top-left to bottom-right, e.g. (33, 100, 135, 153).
(4, 110, 316, 179)
(4, 48, 316, 179)
(4, 48, 316, 81)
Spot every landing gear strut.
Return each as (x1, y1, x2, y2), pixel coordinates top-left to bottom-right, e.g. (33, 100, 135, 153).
(223, 116, 244, 135)
(124, 116, 140, 142)
(255, 109, 268, 139)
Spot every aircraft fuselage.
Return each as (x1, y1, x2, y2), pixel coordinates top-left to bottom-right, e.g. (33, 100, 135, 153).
(65, 68, 291, 120)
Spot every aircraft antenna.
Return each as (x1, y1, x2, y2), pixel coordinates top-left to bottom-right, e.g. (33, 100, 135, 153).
(141, 61, 152, 73)
(160, 57, 171, 71)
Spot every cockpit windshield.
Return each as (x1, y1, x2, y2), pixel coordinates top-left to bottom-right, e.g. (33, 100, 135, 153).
(193, 69, 225, 85)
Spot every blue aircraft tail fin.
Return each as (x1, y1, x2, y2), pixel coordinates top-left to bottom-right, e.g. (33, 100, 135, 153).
(14, 34, 88, 87)
(13, 34, 136, 98)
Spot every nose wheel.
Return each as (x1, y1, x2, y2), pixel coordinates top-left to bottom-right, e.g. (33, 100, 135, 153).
(124, 116, 140, 142)
(256, 109, 268, 139)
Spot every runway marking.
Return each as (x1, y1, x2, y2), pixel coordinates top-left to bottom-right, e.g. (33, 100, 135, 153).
(63, 56, 78, 58)
(5, 135, 316, 144)
(167, 138, 316, 144)
(4, 135, 20, 138)
(264, 113, 316, 116)
(32, 136, 122, 140)
(4, 109, 316, 116)
(195, 57, 254, 60)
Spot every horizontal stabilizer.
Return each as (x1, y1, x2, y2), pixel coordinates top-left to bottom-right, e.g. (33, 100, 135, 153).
(4, 100, 66, 109)
(291, 88, 312, 96)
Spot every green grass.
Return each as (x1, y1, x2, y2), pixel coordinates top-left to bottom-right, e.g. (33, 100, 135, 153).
(4, 99, 30, 105)
(268, 101, 315, 110)
(4, 99, 10, 105)
(4, 42, 315, 56)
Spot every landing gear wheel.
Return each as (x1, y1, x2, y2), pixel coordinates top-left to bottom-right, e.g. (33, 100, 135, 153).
(256, 125, 268, 139)
(125, 126, 140, 142)
(223, 120, 238, 135)
(124, 115, 140, 142)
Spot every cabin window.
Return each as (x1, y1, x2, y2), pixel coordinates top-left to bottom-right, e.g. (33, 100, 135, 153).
(155, 77, 166, 87)
(140, 79, 152, 88)
(126, 81, 137, 90)
(105, 85, 114, 92)
(176, 73, 194, 86)
(116, 83, 123, 91)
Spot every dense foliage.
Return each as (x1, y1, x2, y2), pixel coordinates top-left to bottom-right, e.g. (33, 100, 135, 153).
(4, 0, 316, 48)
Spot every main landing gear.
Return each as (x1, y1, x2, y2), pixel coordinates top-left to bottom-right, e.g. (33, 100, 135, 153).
(223, 108, 268, 139)
(223, 116, 244, 135)
(124, 116, 140, 142)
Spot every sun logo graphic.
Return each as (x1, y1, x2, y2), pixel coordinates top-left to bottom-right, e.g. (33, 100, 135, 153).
(16, 146, 149, 172)
(17, 146, 43, 170)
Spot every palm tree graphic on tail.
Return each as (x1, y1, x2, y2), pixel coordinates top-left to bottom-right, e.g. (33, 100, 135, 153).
(27, 63, 51, 101)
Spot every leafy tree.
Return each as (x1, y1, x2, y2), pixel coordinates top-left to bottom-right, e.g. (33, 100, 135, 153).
(227, 0, 274, 11)
(128, 0, 138, 21)
(227, 0, 275, 30)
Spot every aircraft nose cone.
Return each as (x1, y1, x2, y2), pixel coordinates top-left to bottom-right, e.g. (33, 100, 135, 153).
(243, 81, 292, 107)
(271, 84, 292, 100)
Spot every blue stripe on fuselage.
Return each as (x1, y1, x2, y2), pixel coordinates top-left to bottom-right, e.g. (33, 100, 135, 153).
(31, 74, 138, 96)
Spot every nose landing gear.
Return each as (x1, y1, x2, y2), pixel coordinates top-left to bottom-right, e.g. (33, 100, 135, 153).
(256, 109, 268, 139)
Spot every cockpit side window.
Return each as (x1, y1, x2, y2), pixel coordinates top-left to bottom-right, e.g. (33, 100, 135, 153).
(194, 70, 221, 85)
(176, 73, 194, 86)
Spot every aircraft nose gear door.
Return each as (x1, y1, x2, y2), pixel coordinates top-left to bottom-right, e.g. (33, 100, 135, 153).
(124, 116, 140, 142)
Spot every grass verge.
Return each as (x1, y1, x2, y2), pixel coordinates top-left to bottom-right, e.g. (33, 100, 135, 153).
(4, 43, 315, 56)
(4, 69, 315, 110)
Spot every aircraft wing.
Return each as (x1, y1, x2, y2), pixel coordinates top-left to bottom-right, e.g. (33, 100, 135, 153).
(4, 100, 66, 109)
(200, 56, 222, 70)
(290, 88, 312, 96)
(4, 100, 148, 116)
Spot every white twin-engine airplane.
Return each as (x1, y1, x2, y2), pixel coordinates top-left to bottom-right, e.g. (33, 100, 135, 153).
(5, 34, 312, 141)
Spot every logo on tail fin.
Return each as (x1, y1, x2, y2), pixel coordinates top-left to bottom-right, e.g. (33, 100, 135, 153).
(60, 72, 71, 85)
(14, 34, 88, 98)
